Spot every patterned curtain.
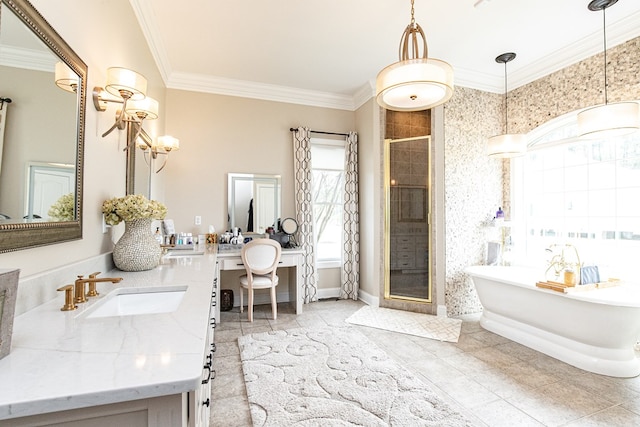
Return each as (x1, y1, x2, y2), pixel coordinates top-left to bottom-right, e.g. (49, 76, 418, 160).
(0, 100, 9, 175)
(292, 127, 318, 303)
(341, 132, 360, 300)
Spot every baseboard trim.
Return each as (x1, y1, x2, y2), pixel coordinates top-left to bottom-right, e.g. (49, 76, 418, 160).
(437, 304, 448, 317)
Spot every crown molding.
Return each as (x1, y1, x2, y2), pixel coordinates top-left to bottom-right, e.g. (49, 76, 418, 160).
(353, 80, 375, 110)
(508, 11, 640, 92)
(453, 67, 504, 93)
(129, 0, 172, 82)
(131, 1, 640, 107)
(0, 45, 54, 72)
(167, 72, 356, 111)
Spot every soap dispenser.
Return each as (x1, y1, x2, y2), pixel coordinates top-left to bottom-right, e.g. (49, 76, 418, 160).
(154, 227, 163, 244)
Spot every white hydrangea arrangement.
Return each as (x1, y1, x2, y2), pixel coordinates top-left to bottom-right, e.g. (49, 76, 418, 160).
(102, 194, 167, 226)
(48, 193, 75, 221)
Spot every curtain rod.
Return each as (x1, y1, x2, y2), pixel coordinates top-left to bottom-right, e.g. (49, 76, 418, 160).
(0, 97, 12, 111)
(289, 127, 349, 137)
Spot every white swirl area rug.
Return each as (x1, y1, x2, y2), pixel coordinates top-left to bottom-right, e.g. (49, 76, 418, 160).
(238, 326, 474, 426)
(346, 306, 462, 343)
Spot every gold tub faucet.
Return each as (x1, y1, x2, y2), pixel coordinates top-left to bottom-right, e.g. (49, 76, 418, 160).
(74, 272, 123, 303)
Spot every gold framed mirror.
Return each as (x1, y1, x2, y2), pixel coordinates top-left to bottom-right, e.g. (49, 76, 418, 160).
(384, 136, 432, 303)
(0, 0, 86, 253)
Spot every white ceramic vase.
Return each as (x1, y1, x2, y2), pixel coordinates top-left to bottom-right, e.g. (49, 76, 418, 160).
(113, 218, 161, 272)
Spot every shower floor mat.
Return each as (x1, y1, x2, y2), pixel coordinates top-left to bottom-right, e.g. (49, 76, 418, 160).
(345, 306, 462, 343)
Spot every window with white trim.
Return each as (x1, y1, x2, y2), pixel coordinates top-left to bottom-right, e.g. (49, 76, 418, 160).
(311, 138, 345, 268)
(513, 111, 640, 280)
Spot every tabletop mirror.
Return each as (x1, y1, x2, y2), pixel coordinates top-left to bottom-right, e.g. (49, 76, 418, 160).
(227, 173, 281, 234)
(0, 0, 87, 253)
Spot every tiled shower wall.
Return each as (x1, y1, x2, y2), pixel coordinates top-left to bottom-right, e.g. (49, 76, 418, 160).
(443, 87, 503, 315)
(445, 36, 640, 316)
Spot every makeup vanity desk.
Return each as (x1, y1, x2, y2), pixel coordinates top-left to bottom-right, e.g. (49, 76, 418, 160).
(216, 245, 306, 314)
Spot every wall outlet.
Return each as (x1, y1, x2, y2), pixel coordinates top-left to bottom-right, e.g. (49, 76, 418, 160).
(102, 216, 110, 234)
(195, 215, 202, 226)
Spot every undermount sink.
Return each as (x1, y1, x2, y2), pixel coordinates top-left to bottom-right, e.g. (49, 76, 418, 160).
(83, 286, 187, 318)
(164, 250, 204, 258)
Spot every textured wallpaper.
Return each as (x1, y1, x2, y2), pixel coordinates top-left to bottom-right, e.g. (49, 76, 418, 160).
(443, 87, 503, 315)
(445, 36, 640, 316)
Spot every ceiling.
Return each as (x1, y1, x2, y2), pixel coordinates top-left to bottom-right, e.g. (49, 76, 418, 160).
(130, 0, 640, 111)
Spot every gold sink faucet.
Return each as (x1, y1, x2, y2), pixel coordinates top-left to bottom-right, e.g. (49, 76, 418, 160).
(57, 284, 77, 311)
(74, 272, 123, 303)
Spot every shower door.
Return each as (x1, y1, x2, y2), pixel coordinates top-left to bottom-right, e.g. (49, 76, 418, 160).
(384, 136, 431, 303)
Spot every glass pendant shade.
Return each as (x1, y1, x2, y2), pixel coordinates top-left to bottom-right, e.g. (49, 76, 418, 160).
(488, 133, 527, 158)
(577, 1, 640, 139)
(375, 0, 454, 111)
(125, 97, 159, 120)
(54, 62, 78, 93)
(105, 67, 147, 100)
(577, 101, 640, 139)
(376, 58, 454, 111)
(487, 52, 526, 158)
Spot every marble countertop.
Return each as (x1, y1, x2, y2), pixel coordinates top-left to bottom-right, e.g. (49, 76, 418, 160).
(0, 250, 218, 421)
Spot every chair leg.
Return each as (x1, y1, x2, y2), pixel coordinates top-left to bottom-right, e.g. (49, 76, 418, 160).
(248, 289, 254, 322)
(270, 286, 277, 320)
(239, 287, 244, 313)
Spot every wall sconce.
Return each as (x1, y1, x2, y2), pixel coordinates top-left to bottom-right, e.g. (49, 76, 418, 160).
(93, 67, 152, 137)
(94, 67, 180, 172)
(54, 62, 79, 93)
(136, 131, 180, 173)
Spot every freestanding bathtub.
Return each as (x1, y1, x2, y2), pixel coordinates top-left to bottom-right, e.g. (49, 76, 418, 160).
(466, 265, 640, 378)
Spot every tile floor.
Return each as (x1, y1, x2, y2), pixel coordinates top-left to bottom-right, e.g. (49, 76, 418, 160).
(210, 299, 640, 426)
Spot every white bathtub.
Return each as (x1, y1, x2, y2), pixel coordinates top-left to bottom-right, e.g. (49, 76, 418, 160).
(466, 265, 640, 378)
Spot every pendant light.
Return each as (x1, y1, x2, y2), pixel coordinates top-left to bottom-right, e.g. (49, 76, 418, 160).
(488, 53, 527, 158)
(375, 0, 454, 111)
(577, 0, 640, 139)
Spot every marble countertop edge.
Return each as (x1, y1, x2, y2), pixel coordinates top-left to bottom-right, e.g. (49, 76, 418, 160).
(0, 253, 217, 421)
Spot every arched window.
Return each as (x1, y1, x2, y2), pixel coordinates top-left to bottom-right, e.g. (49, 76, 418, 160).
(512, 109, 640, 280)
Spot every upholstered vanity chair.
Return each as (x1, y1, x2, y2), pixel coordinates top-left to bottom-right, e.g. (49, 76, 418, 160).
(239, 238, 282, 322)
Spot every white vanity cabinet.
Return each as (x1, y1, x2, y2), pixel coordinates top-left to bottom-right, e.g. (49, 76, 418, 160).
(0, 252, 220, 427)
(189, 260, 219, 426)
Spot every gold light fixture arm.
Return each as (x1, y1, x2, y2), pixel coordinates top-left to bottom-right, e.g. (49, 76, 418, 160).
(399, 0, 428, 61)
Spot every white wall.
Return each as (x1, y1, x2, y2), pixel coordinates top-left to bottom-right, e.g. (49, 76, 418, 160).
(0, 0, 371, 305)
(161, 89, 357, 292)
(354, 98, 381, 304)
(0, 0, 166, 278)
(161, 89, 356, 236)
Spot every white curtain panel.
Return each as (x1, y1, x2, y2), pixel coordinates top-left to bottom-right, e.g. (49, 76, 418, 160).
(341, 131, 360, 300)
(292, 127, 318, 303)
